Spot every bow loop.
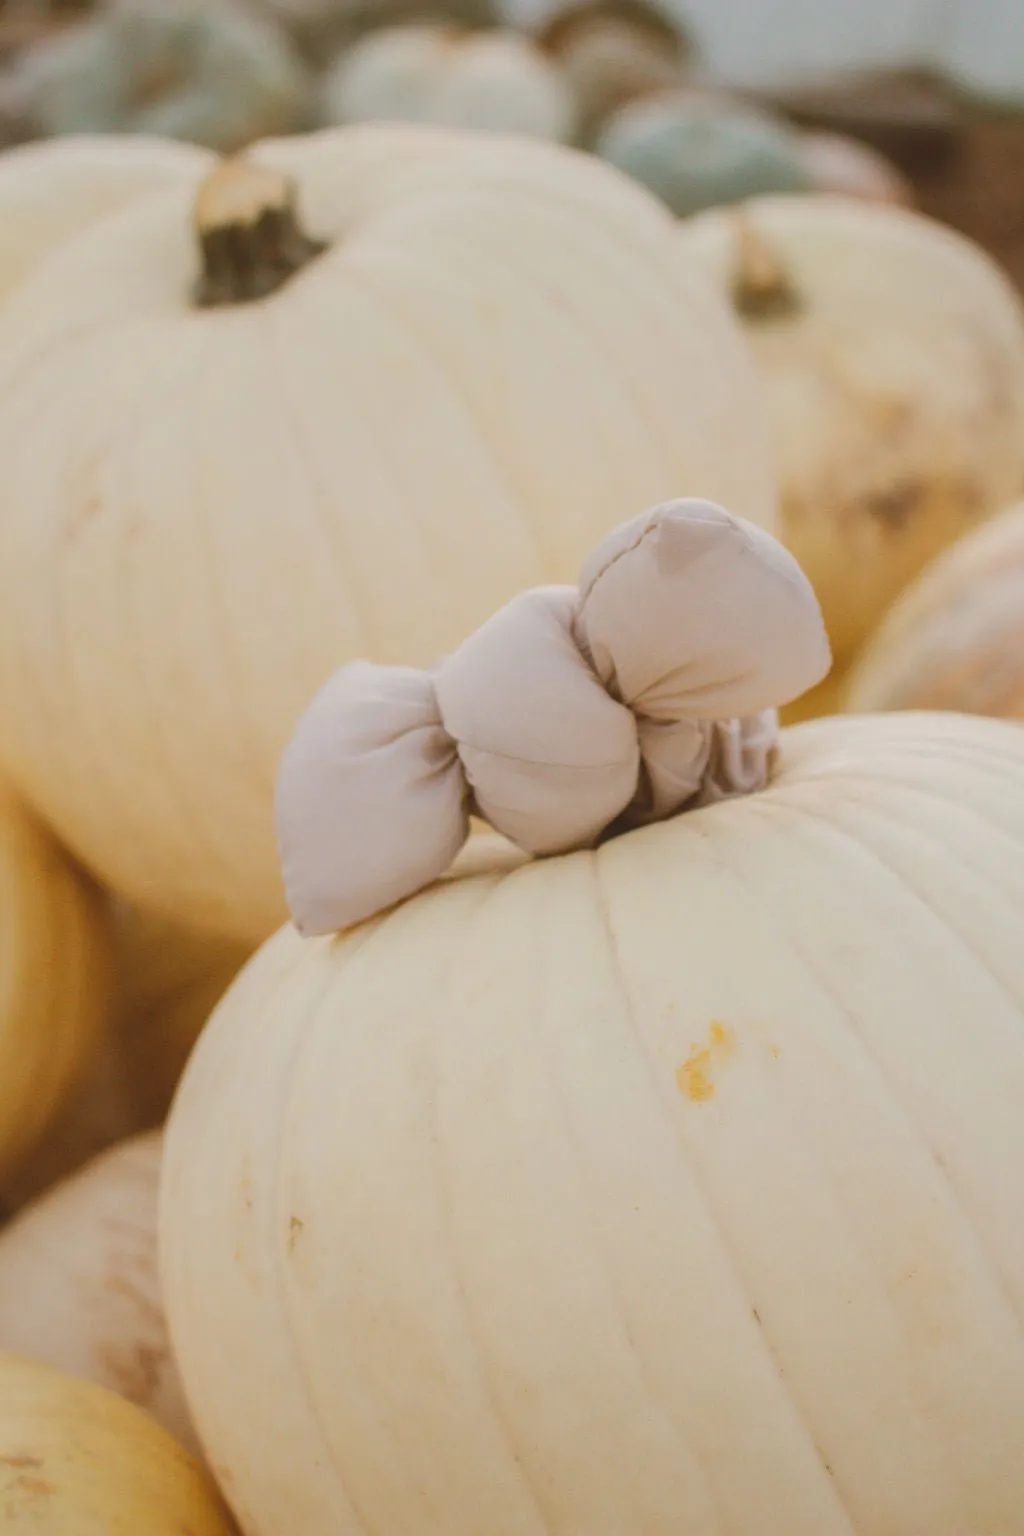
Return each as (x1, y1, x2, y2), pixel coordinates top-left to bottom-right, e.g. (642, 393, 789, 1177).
(435, 586, 638, 853)
(275, 661, 467, 936)
(576, 498, 831, 720)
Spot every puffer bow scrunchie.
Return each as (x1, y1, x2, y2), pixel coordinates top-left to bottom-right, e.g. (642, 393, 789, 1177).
(276, 498, 831, 935)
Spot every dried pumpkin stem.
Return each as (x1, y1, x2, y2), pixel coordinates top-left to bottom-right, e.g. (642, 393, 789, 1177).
(730, 210, 800, 321)
(193, 158, 327, 309)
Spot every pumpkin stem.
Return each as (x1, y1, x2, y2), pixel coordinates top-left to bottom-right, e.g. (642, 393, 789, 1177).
(730, 210, 799, 321)
(192, 158, 327, 309)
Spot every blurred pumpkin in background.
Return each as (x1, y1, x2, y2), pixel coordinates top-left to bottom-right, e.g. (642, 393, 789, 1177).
(533, 0, 691, 143)
(0, 1133, 198, 1456)
(257, 0, 501, 58)
(0, 124, 776, 942)
(596, 90, 812, 215)
(320, 24, 576, 142)
(800, 130, 913, 205)
(678, 195, 1024, 696)
(844, 500, 1024, 719)
(0, 785, 111, 1206)
(12, 0, 311, 151)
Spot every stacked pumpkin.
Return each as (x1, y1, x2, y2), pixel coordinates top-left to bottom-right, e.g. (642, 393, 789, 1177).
(0, 73, 1023, 1536)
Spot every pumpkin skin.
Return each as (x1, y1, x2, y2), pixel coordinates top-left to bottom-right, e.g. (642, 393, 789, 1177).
(0, 124, 776, 942)
(320, 25, 576, 143)
(161, 710, 1024, 1536)
(844, 500, 1024, 718)
(0, 1134, 197, 1456)
(0, 786, 111, 1195)
(14, 0, 310, 152)
(678, 196, 1024, 667)
(0, 1349, 232, 1533)
(596, 93, 813, 217)
(799, 131, 913, 207)
(0, 133, 212, 300)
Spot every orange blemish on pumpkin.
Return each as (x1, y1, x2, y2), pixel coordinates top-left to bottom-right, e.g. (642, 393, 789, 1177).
(676, 1020, 735, 1102)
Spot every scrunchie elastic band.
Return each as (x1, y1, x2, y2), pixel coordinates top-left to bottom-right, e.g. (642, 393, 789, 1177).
(275, 498, 831, 935)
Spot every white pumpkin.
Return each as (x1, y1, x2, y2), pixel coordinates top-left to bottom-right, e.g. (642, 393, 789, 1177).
(0, 132, 212, 300)
(320, 25, 577, 143)
(0, 1133, 197, 1456)
(677, 195, 1024, 668)
(0, 125, 776, 942)
(161, 703, 1024, 1536)
(0, 784, 111, 1196)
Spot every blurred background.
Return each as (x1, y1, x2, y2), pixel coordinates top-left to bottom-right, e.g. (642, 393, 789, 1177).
(2, 0, 1022, 288)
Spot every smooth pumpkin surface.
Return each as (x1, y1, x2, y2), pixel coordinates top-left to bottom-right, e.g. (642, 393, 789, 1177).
(678, 195, 1024, 667)
(321, 25, 577, 142)
(0, 786, 111, 1193)
(844, 499, 1024, 718)
(0, 124, 776, 941)
(0, 133, 212, 301)
(0, 1134, 196, 1456)
(0, 1349, 232, 1532)
(162, 710, 1024, 1536)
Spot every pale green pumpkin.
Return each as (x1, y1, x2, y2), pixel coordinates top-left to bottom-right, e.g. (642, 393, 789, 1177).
(15, 0, 310, 152)
(596, 92, 813, 217)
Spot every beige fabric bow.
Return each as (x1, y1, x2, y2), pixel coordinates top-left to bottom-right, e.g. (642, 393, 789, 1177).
(276, 499, 831, 935)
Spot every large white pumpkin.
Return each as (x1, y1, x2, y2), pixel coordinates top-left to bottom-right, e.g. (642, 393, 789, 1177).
(161, 708, 1024, 1536)
(0, 124, 775, 943)
(0, 133, 212, 301)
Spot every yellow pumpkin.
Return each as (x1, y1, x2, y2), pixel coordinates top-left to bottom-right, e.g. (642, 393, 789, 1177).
(161, 707, 1024, 1536)
(112, 902, 254, 1129)
(677, 195, 1024, 669)
(0, 1134, 197, 1456)
(0, 132, 211, 300)
(0, 785, 111, 1198)
(844, 499, 1024, 718)
(0, 125, 776, 942)
(0, 1349, 232, 1533)
(0, 899, 250, 1213)
(320, 25, 577, 143)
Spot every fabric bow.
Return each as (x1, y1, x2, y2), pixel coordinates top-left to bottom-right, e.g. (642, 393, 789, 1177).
(276, 498, 831, 935)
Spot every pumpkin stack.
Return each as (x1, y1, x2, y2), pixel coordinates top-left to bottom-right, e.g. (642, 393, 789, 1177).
(0, 83, 1023, 1536)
